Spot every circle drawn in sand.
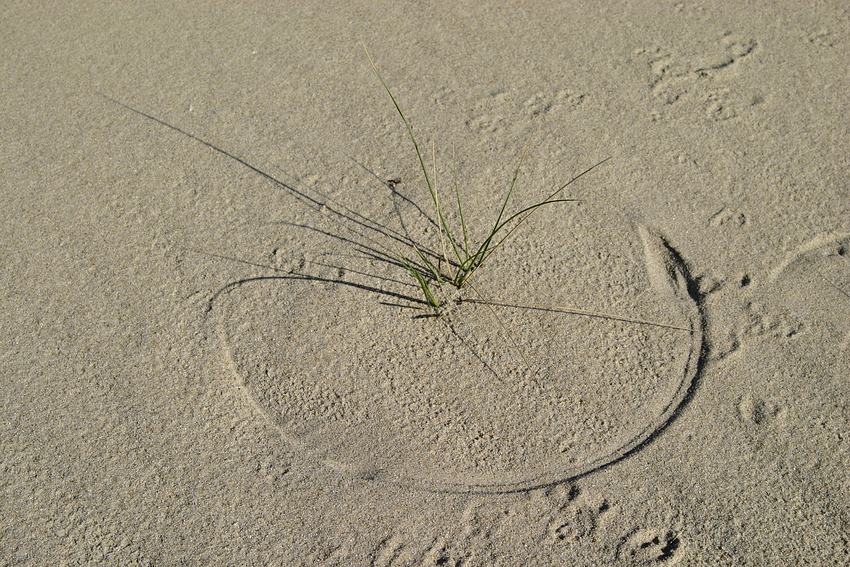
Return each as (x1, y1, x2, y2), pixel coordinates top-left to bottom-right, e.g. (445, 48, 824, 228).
(763, 232, 850, 357)
(214, 206, 702, 492)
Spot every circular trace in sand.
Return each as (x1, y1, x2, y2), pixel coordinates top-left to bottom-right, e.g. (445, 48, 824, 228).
(214, 204, 702, 492)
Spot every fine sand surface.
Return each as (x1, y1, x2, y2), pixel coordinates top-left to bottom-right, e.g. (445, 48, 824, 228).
(2, 2, 848, 565)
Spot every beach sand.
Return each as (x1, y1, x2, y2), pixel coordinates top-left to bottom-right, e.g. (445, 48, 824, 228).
(1, 1, 848, 564)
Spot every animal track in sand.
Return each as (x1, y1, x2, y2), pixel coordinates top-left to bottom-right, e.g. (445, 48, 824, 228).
(616, 527, 682, 564)
(465, 88, 586, 134)
(312, 483, 688, 565)
(737, 393, 786, 427)
(632, 32, 760, 122)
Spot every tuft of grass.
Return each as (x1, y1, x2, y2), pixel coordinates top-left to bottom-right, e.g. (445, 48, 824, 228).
(363, 43, 607, 311)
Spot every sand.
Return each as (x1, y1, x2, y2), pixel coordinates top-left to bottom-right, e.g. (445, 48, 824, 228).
(1, 1, 848, 564)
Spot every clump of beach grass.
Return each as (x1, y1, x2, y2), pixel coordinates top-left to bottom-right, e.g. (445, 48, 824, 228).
(363, 43, 607, 311)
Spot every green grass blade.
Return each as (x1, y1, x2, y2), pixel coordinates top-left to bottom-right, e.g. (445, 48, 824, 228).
(412, 243, 442, 283)
(454, 197, 581, 287)
(473, 136, 531, 266)
(484, 198, 580, 253)
(452, 136, 533, 286)
(397, 251, 440, 308)
(431, 137, 451, 276)
(540, 156, 611, 205)
(484, 156, 611, 256)
(452, 142, 470, 258)
(484, 135, 533, 250)
(460, 157, 611, 286)
(362, 42, 465, 266)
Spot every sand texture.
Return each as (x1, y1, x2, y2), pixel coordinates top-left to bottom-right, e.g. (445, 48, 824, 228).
(1, 1, 848, 565)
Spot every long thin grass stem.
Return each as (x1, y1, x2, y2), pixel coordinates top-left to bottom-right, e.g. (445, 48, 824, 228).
(457, 298, 691, 331)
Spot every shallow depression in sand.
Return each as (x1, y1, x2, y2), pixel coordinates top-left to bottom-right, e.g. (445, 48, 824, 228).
(748, 232, 850, 378)
(765, 232, 850, 353)
(214, 205, 702, 492)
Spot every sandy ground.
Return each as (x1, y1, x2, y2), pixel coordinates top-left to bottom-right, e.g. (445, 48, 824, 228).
(2, 1, 848, 565)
